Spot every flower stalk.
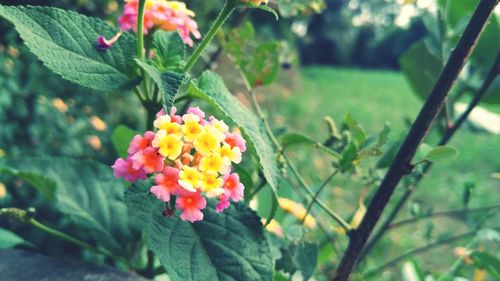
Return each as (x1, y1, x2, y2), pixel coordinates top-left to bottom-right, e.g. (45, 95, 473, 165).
(184, 0, 236, 72)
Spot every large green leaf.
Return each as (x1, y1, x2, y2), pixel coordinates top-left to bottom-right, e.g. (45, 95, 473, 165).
(0, 5, 137, 92)
(276, 240, 318, 281)
(125, 181, 274, 281)
(152, 30, 186, 71)
(0, 228, 29, 249)
(188, 71, 279, 221)
(0, 157, 137, 256)
(135, 59, 186, 113)
(399, 40, 441, 100)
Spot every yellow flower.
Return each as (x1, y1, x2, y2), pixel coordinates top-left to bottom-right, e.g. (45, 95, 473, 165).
(200, 172, 223, 197)
(278, 198, 317, 229)
(166, 1, 195, 16)
(86, 135, 102, 150)
(152, 130, 183, 160)
(90, 116, 107, 131)
(154, 115, 181, 136)
(199, 153, 229, 174)
(210, 118, 229, 133)
(0, 182, 6, 199)
(217, 144, 242, 164)
(193, 127, 221, 156)
(52, 98, 68, 113)
(261, 219, 284, 237)
(182, 114, 203, 142)
(178, 166, 201, 192)
(240, 0, 268, 5)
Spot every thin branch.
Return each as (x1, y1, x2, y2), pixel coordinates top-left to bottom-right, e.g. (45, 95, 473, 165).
(301, 169, 338, 225)
(362, 226, 500, 279)
(360, 49, 500, 262)
(332, 1, 499, 279)
(388, 204, 500, 230)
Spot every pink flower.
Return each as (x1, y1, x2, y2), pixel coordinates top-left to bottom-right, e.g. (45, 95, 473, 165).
(222, 173, 244, 202)
(118, 0, 200, 46)
(150, 166, 181, 202)
(176, 190, 207, 222)
(187, 106, 205, 120)
(156, 107, 182, 124)
(224, 132, 247, 153)
(215, 195, 230, 213)
(128, 131, 155, 155)
(131, 147, 164, 173)
(111, 156, 147, 182)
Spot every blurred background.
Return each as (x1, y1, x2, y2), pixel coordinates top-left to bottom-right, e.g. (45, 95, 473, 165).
(0, 0, 499, 280)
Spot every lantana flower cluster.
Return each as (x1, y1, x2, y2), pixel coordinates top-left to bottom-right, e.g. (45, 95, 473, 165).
(118, 0, 201, 46)
(112, 107, 247, 222)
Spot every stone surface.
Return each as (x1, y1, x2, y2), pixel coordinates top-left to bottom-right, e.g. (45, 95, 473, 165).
(0, 249, 149, 281)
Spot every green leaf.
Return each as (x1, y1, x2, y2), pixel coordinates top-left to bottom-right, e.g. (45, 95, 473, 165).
(135, 59, 186, 113)
(111, 125, 137, 158)
(399, 40, 441, 100)
(0, 5, 137, 92)
(470, 251, 500, 280)
(424, 146, 458, 162)
(125, 181, 274, 281)
(0, 168, 56, 200)
(377, 139, 402, 168)
(0, 228, 29, 249)
(188, 71, 280, 222)
(276, 240, 318, 280)
(282, 133, 315, 147)
(238, 3, 279, 20)
(152, 30, 186, 71)
(339, 142, 358, 171)
(282, 133, 340, 158)
(345, 113, 366, 146)
(0, 157, 138, 256)
(222, 23, 280, 88)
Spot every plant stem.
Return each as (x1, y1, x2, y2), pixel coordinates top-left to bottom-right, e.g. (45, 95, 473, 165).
(362, 227, 500, 279)
(284, 153, 352, 232)
(29, 218, 131, 266)
(388, 204, 500, 230)
(332, 1, 498, 279)
(359, 49, 500, 263)
(246, 86, 351, 232)
(136, 0, 146, 59)
(301, 170, 338, 225)
(184, 0, 235, 72)
(436, 238, 478, 281)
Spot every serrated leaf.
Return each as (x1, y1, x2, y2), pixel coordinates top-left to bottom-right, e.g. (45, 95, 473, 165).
(424, 146, 458, 161)
(0, 157, 138, 256)
(135, 59, 186, 113)
(0, 228, 29, 249)
(152, 31, 186, 71)
(276, 239, 318, 280)
(0, 5, 137, 92)
(112, 125, 137, 158)
(188, 71, 279, 222)
(125, 181, 274, 281)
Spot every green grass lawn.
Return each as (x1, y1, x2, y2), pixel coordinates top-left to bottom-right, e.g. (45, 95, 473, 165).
(267, 66, 500, 278)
